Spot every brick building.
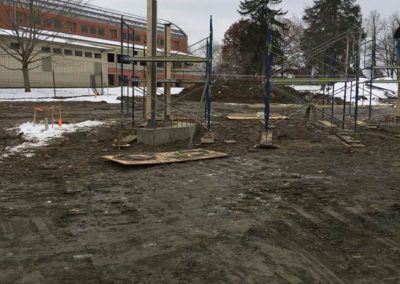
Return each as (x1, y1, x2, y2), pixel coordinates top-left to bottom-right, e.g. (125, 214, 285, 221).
(0, 0, 200, 88)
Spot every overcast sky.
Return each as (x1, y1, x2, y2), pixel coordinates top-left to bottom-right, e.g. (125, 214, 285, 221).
(92, 0, 400, 44)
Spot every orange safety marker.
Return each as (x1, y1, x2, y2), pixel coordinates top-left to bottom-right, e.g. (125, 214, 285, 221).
(58, 104, 63, 127)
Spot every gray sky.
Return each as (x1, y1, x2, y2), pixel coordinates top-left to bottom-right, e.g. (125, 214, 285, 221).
(92, 0, 400, 44)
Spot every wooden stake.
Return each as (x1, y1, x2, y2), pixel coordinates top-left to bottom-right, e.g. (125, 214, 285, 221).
(33, 108, 37, 126)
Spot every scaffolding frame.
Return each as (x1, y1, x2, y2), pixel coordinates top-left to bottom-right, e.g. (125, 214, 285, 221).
(118, 0, 213, 140)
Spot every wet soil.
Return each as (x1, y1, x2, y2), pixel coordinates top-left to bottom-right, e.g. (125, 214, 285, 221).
(0, 99, 399, 283)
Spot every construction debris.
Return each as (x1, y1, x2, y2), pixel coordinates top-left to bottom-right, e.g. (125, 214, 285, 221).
(102, 149, 228, 166)
(201, 132, 215, 144)
(336, 132, 366, 148)
(257, 131, 277, 149)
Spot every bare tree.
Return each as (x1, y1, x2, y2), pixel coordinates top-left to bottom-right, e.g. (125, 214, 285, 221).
(281, 16, 305, 74)
(380, 13, 400, 78)
(0, 0, 83, 92)
(364, 11, 384, 77)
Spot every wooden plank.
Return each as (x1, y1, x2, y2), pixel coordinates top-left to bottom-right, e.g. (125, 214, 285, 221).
(112, 143, 131, 148)
(351, 143, 367, 148)
(120, 135, 137, 144)
(31, 217, 58, 243)
(227, 113, 258, 120)
(103, 149, 228, 166)
(319, 120, 337, 128)
(336, 134, 366, 148)
(338, 136, 361, 144)
(227, 113, 288, 120)
(247, 104, 265, 109)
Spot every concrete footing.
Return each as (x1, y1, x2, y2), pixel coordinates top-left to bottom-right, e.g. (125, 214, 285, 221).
(137, 124, 195, 146)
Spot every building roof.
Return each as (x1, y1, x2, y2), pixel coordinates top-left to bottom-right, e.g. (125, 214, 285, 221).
(0, 28, 192, 56)
(3, 0, 187, 37)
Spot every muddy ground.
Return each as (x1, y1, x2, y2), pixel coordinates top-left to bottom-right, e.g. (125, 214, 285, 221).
(0, 98, 399, 283)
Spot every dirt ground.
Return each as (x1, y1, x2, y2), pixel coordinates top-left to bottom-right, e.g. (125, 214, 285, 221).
(0, 98, 400, 283)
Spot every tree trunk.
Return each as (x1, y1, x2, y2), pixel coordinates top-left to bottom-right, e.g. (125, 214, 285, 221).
(22, 66, 31, 93)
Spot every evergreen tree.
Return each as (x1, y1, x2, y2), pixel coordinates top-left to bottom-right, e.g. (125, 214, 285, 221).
(238, 0, 286, 75)
(302, 0, 362, 76)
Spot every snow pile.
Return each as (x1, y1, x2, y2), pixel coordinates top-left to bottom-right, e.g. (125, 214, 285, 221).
(292, 77, 398, 106)
(0, 87, 184, 103)
(1, 120, 109, 160)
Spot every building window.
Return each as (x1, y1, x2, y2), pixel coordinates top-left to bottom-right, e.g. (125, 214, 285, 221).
(16, 12, 26, 25)
(108, 74, 115, 86)
(10, 42, 20, 49)
(98, 28, 105, 36)
(117, 54, 129, 64)
(53, 48, 62, 54)
(44, 19, 53, 27)
(110, 29, 117, 39)
(122, 32, 127, 40)
(54, 19, 62, 29)
(174, 41, 180, 50)
(85, 52, 92, 58)
(32, 17, 41, 26)
(75, 51, 83, 57)
(132, 76, 139, 87)
(81, 25, 89, 33)
(134, 35, 141, 42)
(90, 26, 97, 34)
(66, 21, 76, 32)
(64, 49, 73, 56)
(173, 62, 183, 69)
(107, 53, 115, 63)
(94, 53, 102, 59)
(41, 46, 51, 53)
(120, 75, 128, 86)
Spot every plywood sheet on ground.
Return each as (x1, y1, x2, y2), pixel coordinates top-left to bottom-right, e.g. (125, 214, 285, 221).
(336, 134, 365, 148)
(227, 113, 288, 120)
(103, 149, 228, 166)
(319, 120, 338, 128)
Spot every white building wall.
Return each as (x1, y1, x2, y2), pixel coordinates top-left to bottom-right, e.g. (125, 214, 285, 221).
(0, 42, 109, 88)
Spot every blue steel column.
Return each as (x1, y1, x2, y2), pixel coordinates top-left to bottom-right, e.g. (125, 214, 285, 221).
(207, 16, 213, 132)
(132, 28, 135, 128)
(264, 29, 273, 131)
(354, 31, 362, 132)
(120, 16, 124, 115)
(205, 40, 209, 126)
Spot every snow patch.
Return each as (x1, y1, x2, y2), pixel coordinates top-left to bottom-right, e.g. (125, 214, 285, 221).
(292, 78, 398, 106)
(1, 120, 109, 160)
(0, 87, 184, 103)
